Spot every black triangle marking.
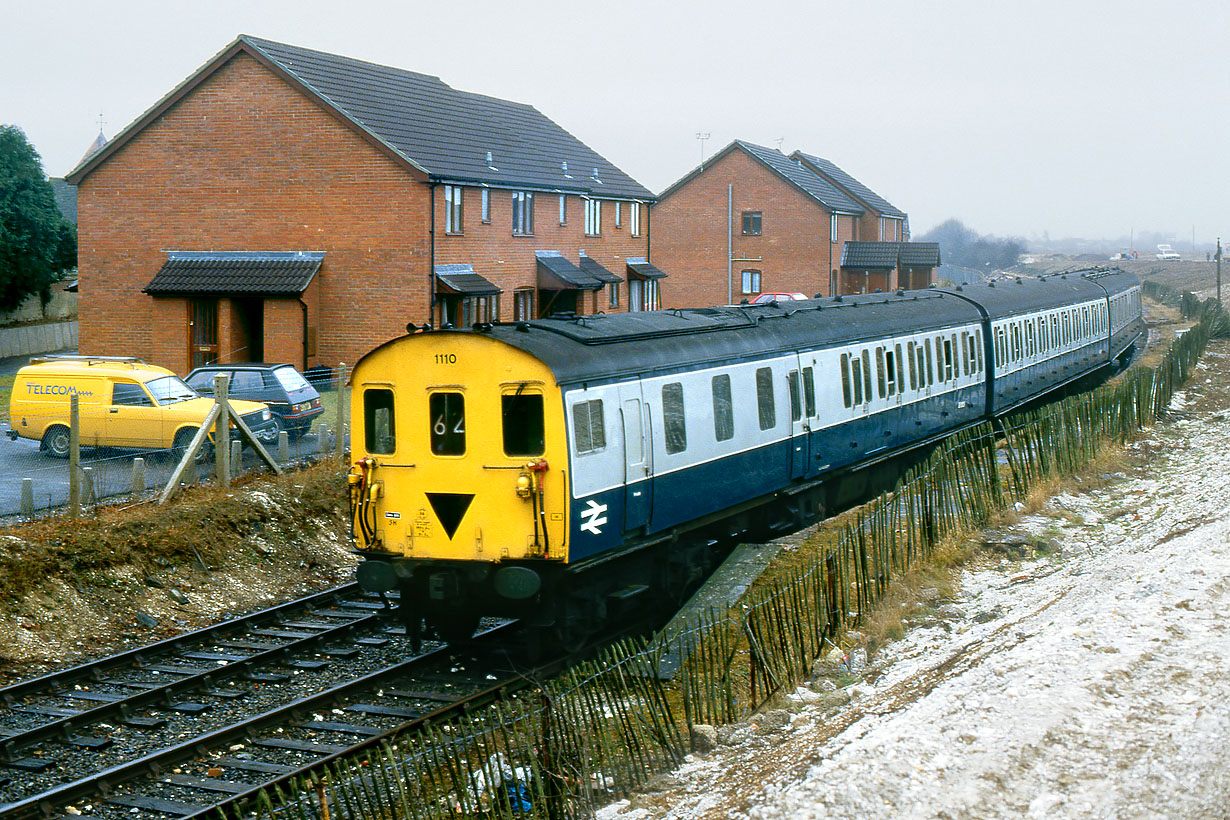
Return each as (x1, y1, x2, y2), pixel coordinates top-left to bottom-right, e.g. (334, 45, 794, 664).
(425, 493, 474, 540)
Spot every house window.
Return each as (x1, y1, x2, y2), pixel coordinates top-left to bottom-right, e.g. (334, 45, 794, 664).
(470, 294, 499, 324)
(608, 282, 619, 308)
(879, 216, 887, 241)
(444, 185, 463, 234)
(830, 213, 839, 243)
(741, 269, 762, 295)
(614, 201, 622, 228)
(559, 194, 567, 225)
(481, 188, 490, 222)
(512, 191, 534, 235)
(585, 198, 601, 235)
(514, 289, 534, 321)
(742, 211, 762, 235)
(629, 202, 641, 236)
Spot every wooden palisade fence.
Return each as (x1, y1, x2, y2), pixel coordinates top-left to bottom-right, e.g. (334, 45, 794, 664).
(224, 288, 1228, 820)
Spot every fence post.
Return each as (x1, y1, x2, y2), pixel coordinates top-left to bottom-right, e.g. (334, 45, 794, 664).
(335, 362, 348, 460)
(69, 393, 80, 519)
(231, 440, 242, 473)
(318, 423, 330, 458)
(132, 457, 145, 495)
(21, 478, 34, 518)
(214, 373, 231, 488)
(277, 430, 289, 463)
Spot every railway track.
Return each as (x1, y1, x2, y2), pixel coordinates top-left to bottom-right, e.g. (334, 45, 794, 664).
(0, 584, 651, 820)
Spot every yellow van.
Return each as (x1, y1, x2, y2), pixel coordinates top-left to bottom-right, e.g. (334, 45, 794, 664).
(6, 356, 275, 458)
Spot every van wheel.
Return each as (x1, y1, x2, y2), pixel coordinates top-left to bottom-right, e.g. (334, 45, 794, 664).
(41, 425, 71, 458)
(171, 428, 208, 463)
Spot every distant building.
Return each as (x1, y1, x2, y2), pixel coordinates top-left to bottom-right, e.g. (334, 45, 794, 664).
(651, 140, 922, 306)
(66, 36, 657, 373)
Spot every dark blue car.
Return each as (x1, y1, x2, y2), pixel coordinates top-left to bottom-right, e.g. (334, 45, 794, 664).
(186, 363, 323, 441)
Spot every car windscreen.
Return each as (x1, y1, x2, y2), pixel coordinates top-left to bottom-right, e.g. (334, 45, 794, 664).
(273, 367, 313, 392)
(146, 375, 199, 405)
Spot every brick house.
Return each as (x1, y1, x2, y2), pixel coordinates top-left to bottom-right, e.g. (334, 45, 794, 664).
(65, 35, 659, 375)
(790, 152, 908, 243)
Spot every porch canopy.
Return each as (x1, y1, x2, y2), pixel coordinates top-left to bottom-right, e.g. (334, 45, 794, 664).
(144, 251, 323, 296)
(434, 263, 501, 296)
(625, 257, 668, 280)
(577, 255, 622, 285)
(536, 251, 603, 290)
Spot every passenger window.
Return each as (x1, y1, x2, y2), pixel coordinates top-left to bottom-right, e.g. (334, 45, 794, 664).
(861, 350, 873, 400)
(572, 399, 606, 455)
(975, 330, 983, 372)
(924, 340, 934, 386)
(907, 343, 917, 391)
(662, 382, 687, 454)
(429, 392, 466, 455)
(840, 354, 853, 408)
(850, 356, 863, 405)
(788, 370, 802, 421)
(802, 367, 816, 418)
(233, 371, 263, 391)
(875, 348, 887, 399)
(893, 345, 903, 392)
(712, 374, 734, 442)
(942, 337, 954, 380)
(112, 382, 153, 407)
(502, 393, 544, 456)
(364, 388, 396, 455)
(756, 367, 776, 429)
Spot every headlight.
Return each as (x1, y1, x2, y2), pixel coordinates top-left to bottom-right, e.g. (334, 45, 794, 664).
(263, 409, 271, 421)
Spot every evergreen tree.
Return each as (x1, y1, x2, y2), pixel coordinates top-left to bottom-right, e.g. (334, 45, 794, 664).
(0, 125, 76, 311)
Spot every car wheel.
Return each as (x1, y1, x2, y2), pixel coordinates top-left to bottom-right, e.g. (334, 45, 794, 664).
(264, 415, 287, 443)
(41, 425, 71, 458)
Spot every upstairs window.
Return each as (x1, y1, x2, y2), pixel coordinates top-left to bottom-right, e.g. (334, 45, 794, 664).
(629, 202, 641, 236)
(481, 188, 490, 223)
(742, 211, 762, 235)
(585, 198, 601, 235)
(830, 213, 839, 243)
(512, 191, 534, 235)
(559, 194, 567, 225)
(614, 201, 622, 228)
(444, 185, 463, 234)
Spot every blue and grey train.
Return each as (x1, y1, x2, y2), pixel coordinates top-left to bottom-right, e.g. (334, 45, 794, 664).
(348, 268, 1145, 642)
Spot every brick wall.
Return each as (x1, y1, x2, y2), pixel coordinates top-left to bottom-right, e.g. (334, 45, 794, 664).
(650, 148, 853, 308)
(434, 188, 649, 318)
(76, 51, 431, 375)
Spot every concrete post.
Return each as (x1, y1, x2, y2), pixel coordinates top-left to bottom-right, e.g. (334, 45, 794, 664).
(132, 457, 145, 495)
(82, 466, 94, 507)
(69, 394, 80, 519)
(231, 440, 242, 472)
(20, 478, 33, 517)
(214, 373, 231, 488)
(277, 430, 289, 463)
(335, 362, 348, 460)
(318, 423, 330, 458)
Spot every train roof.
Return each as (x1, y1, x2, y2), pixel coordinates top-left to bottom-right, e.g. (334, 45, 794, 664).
(939, 268, 1140, 319)
(455, 289, 985, 385)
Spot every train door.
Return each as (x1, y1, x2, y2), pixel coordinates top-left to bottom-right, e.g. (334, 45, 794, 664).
(619, 383, 653, 531)
(788, 357, 811, 479)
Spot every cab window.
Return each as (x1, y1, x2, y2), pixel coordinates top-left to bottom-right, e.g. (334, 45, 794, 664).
(112, 382, 154, 407)
(502, 393, 544, 456)
(364, 388, 396, 454)
(430, 392, 466, 455)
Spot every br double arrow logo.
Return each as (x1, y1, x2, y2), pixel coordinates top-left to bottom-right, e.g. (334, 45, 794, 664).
(579, 499, 608, 535)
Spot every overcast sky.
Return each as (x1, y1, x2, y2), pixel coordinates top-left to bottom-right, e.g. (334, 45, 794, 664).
(6, 0, 1228, 245)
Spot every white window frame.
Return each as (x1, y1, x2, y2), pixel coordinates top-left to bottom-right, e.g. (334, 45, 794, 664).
(741, 269, 762, 295)
(629, 202, 641, 236)
(444, 185, 463, 234)
(480, 188, 490, 223)
(512, 191, 534, 236)
(559, 194, 566, 225)
(830, 213, 839, 243)
(585, 198, 601, 236)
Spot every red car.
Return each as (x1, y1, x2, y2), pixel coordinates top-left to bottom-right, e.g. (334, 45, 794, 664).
(749, 292, 808, 304)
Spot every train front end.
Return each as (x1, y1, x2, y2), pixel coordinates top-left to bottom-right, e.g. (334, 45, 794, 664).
(347, 328, 569, 642)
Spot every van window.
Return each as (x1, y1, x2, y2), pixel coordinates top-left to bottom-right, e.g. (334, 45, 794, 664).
(756, 367, 776, 429)
(112, 382, 154, 407)
(429, 392, 466, 455)
(712, 374, 734, 441)
(364, 388, 396, 454)
(502, 393, 544, 456)
(572, 399, 606, 454)
(662, 382, 687, 453)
